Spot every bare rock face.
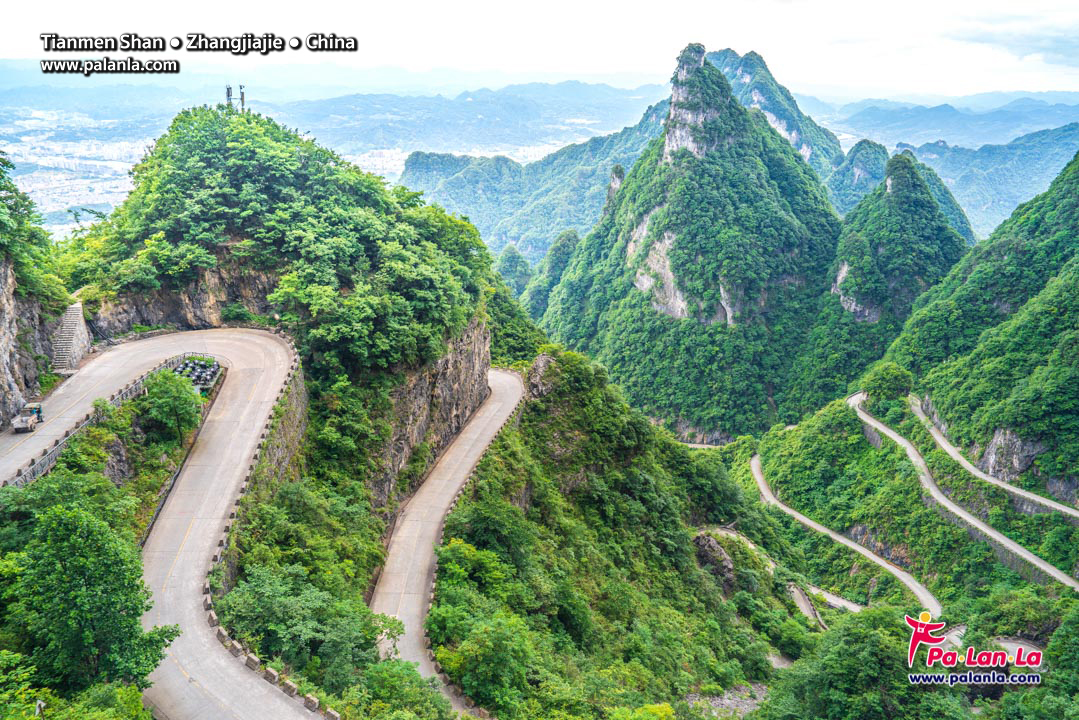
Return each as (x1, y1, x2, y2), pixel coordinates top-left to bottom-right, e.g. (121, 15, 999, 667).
(103, 437, 134, 485)
(0, 258, 59, 427)
(663, 43, 724, 163)
(370, 316, 491, 508)
(527, 353, 557, 399)
(848, 523, 912, 568)
(694, 532, 735, 592)
(976, 428, 1046, 484)
(663, 416, 734, 446)
(92, 259, 278, 336)
(831, 261, 881, 323)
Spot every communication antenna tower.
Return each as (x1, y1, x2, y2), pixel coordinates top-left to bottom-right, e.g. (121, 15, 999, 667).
(225, 84, 233, 108)
(240, 84, 246, 112)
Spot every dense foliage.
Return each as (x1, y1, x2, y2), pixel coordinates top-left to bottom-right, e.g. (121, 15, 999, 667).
(520, 229, 580, 320)
(785, 154, 965, 416)
(58, 105, 511, 717)
(755, 608, 971, 720)
(541, 44, 841, 438)
(887, 149, 1079, 485)
(429, 350, 820, 718)
(495, 244, 532, 296)
(0, 151, 69, 313)
(399, 102, 666, 263)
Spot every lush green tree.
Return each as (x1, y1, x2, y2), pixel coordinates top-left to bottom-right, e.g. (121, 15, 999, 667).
(137, 370, 202, 443)
(0, 151, 69, 312)
(9, 506, 178, 691)
(862, 362, 913, 406)
(1047, 603, 1079, 695)
(756, 608, 970, 720)
(495, 244, 532, 297)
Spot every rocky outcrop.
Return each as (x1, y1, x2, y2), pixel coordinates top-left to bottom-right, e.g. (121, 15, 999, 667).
(526, 353, 556, 399)
(848, 523, 913, 569)
(91, 259, 278, 336)
(695, 532, 735, 592)
(664, 416, 734, 446)
(831, 261, 881, 323)
(922, 394, 1078, 505)
(0, 258, 60, 427)
(663, 44, 726, 162)
(370, 317, 491, 508)
(976, 428, 1046, 484)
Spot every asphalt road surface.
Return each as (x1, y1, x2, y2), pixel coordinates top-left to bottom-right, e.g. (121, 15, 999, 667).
(370, 369, 524, 714)
(750, 453, 943, 617)
(849, 393, 1079, 594)
(0, 330, 314, 719)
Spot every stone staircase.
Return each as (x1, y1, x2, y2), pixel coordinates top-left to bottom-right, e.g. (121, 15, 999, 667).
(51, 302, 92, 374)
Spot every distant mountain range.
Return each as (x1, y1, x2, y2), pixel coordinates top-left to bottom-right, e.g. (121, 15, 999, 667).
(828, 101, 1079, 149)
(903, 123, 1079, 237)
(400, 102, 666, 262)
(257, 81, 668, 170)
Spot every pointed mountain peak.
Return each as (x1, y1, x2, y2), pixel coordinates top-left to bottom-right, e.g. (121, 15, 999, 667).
(882, 151, 921, 194)
(664, 43, 736, 162)
(675, 43, 707, 80)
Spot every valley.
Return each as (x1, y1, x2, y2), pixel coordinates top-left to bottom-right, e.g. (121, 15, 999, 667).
(0, 21, 1077, 720)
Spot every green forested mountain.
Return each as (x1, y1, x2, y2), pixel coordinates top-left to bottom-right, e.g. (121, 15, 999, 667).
(887, 149, 1079, 496)
(495, 243, 532, 296)
(785, 152, 967, 417)
(824, 141, 975, 243)
(430, 349, 819, 718)
(825, 139, 888, 215)
(907, 151, 977, 244)
(707, 48, 844, 179)
(398, 102, 666, 262)
(904, 122, 1079, 236)
(56, 105, 538, 718)
(540, 44, 841, 440)
(519, 229, 580, 320)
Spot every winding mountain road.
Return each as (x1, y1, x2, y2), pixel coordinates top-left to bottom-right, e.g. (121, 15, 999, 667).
(849, 393, 1079, 594)
(908, 396, 1079, 519)
(0, 330, 312, 719)
(370, 369, 524, 713)
(749, 454, 942, 616)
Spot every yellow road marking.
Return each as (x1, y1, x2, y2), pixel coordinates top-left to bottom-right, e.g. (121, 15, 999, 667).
(161, 517, 196, 593)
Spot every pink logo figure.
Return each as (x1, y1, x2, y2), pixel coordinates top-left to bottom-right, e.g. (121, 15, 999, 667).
(905, 611, 947, 667)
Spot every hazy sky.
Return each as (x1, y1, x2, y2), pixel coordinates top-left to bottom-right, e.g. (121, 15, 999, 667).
(5, 0, 1079, 98)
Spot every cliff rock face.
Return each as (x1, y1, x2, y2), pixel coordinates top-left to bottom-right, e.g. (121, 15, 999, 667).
(370, 316, 491, 508)
(663, 44, 723, 162)
(92, 260, 278, 336)
(975, 428, 1046, 483)
(694, 533, 735, 593)
(0, 258, 58, 427)
(91, 260, 491, 513)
